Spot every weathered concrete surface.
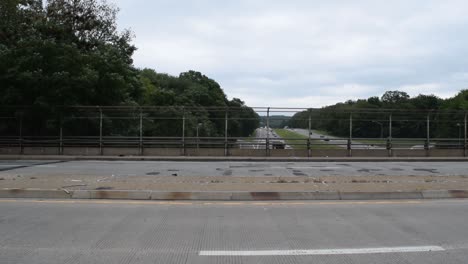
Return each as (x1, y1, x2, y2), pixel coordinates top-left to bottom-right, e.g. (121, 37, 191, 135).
(1, 160, 468, 200)
(2, 189, 467, 200)
(1, 199, 468, 263)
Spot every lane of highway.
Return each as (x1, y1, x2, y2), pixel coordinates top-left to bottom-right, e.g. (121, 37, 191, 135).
(240, 127, 291, 149)
(291, 128, 379, 149)
(1, 199, 468, 263)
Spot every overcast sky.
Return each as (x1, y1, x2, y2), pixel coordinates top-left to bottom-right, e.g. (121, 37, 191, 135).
(111, 0, 468, 107)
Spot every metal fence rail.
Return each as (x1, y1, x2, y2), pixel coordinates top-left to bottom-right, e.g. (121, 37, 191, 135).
(0, 106, 467, 157)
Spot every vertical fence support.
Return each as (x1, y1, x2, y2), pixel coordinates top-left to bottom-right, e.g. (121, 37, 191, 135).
(388, 114, 392, 157)
(308, 109, 312, 157)
(426, 113, 430, 157)
(139, 109, 143, 156)
(182, 108, 186, 156)
(19, 112, 23, 155)
(224, 108, 228, 156)
(348, 113, 352, 157)
(59, 116, 63, 155)
(266, 107, 270, 156)
(99, 108, 103, 156)
(464, 113, 467, 157)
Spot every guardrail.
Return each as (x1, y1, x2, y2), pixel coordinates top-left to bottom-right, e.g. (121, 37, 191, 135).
(1, 106, 467, 157)
(1, 135, 467, 157)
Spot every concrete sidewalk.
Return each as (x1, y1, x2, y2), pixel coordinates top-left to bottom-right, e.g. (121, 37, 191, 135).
(1, 173, 468, 200)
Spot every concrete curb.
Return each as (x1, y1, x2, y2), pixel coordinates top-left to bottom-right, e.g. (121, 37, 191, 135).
(0, 188, 71, 199)
(1, 189, 468, 200)
(2, 155, 468, 162)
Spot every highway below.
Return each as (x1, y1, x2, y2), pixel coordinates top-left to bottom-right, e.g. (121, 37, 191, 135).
(240, 127, 292, 149)
(291, 128, 379, 149)
(1, 199, 468, 263)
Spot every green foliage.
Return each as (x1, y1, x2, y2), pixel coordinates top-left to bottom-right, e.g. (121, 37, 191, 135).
(259, 115, 290, 128)
(289, 90, 465, 138)
(0, 0, 259, 138)
(137, 69, 259, 137)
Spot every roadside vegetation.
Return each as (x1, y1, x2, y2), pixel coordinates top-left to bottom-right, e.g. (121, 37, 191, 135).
(0, 0, 259, 137)
(289, 90, 468, 139)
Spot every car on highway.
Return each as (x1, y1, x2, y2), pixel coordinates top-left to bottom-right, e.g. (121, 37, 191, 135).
(272, 141, 285, 149)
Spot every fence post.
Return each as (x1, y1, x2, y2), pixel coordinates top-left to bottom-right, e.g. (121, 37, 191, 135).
(266, 107, 270, 156)
(388, 113, 392, 157)
(182, 108, 186, 156)
(139, 109, 143, 156)
(19, 112, 23, 155)
(59, 115, 63, 155)
(224, 108, 228, 156)
(308, 109, 312, 157)
(99, 107, 103, 155)
(425, 113, 430, 157)
(464, 113, 467, 157)
(348, 113, 352, 157)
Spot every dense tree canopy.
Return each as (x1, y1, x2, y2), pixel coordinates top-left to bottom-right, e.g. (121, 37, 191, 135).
(289, 90, 467, 138)
(0, 0, 259, 138)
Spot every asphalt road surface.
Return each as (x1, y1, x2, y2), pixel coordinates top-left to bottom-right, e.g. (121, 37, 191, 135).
(1, 160, 468, 177)
(1, 199, 468, 263)
(239, 127, 291, 149)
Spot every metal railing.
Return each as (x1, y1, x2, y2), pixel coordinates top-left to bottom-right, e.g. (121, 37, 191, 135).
(0, 106, 467, 157)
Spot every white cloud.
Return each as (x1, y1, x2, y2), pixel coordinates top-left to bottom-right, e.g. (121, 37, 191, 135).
(396, 83, 458, 99)
(111, 0, 468, 106)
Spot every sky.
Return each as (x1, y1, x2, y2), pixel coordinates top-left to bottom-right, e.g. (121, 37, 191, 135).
(111, 0, 468, 108)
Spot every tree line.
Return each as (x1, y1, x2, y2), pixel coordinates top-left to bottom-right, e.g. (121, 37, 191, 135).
(0, 0, 259, 138)
(289, 90, 468, 139)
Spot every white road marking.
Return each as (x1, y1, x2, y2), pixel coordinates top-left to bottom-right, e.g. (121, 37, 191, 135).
(267, 166, 342, 169)
(0, 165, 16, 167)
(36, 165, 57, 168)
(199, 246, 444, 256)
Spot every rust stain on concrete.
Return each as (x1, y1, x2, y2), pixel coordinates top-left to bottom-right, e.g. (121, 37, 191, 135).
(250, 192, 280, 200)
(450, 190, 468, 198)
(166, 192, 192, 200)
(8, 188, 23, 193)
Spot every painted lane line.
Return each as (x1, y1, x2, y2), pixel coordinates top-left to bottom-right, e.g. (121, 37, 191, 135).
(199, 246, 444, 256)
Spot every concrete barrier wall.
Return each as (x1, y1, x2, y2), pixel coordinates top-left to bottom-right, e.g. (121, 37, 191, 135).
(0, 147, 21, 155)
(310, 149, 349, 157)
(229, 149, 266, 157)
(143, 148, 182, 156)
(103, 147, 140, 156)
(429, 149, 464, 157)
(63, 147, 100, 156)
(270, 149, 308, 157)
(393, 149, 427, 157)
(23, 147, 59, 155)
(352, 149, 389, 157)
(186, 148, 225, 156)
(0, 146, 465, 157)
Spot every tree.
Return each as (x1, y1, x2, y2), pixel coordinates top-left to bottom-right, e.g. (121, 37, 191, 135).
(0, 1, 259, 139)
(0, 0, 141, 135)
(381, 91, 410, 104)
